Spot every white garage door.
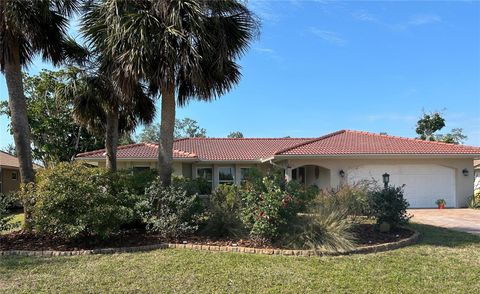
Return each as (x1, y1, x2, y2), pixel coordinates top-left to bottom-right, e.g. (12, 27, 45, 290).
(348, 164, 456, 208)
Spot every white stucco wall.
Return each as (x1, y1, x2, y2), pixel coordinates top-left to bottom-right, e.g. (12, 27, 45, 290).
(285, 157, 475, 208)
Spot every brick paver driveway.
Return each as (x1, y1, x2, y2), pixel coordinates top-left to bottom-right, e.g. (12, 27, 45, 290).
(409, 209, 480, 235)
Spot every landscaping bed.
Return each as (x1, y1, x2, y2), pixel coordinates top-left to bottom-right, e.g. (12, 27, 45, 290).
(0, 224, 414, 252)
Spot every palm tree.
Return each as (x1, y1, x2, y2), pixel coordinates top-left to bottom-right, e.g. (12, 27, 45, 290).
(82, 0, 258, 185)
(0, 0, 80, 182)
(1, 0, 79, 227)
(64, 66, 155, 171)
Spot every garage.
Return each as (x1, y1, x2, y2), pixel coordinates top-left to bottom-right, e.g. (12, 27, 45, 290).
(348, 164, 456, 208)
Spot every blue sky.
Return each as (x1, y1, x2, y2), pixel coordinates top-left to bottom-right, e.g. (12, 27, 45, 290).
(1, 0, 479, 149)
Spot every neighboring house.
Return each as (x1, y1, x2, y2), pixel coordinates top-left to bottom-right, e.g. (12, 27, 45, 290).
(0, 151, 22, 194)
(77, 130, 480, 208)
(475, 160, 480, 191)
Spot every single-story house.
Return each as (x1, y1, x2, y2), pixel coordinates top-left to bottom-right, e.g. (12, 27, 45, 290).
(475, 160, 480, 191)
(0, 151, 22, 194)
(76, 130, 480, 208)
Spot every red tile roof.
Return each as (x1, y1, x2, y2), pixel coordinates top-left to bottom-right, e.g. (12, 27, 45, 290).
(76, 130, 480, 161)
(76, 143, 197, 159)
(277, 130, 480, 156)
(173, 137, 310, 161)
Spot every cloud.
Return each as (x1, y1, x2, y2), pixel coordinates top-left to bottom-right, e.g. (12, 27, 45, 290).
(352, 10, 377, 22)
(309, 28, 347, 46)
(407, 14, 442, 26)
(249, 0, 280, 23)
(254, 47, 284, 62)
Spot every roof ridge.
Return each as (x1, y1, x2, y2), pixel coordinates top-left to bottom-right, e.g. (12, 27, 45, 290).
(175, 137, 315, 140)
(274, 130, 347, 155)
(76, 142, 151, 158)
(343, 130, 480, 149)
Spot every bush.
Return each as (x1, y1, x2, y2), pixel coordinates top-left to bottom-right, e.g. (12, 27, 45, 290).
(0, 193, 20, 232)
(202, 184, 245, 238)
(315, 183, 372, 219)
(25, 163, 140, 239)
(117, 169, 158, 195)
(240, 175, 317, 243)
(142, 179, 204, 239)
(468, 190, 480, 209)
(369, 185, 411, 230)
(281, 205, 355, 252)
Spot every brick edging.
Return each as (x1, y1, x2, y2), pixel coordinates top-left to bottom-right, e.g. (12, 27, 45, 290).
(0, 231, 420, 257)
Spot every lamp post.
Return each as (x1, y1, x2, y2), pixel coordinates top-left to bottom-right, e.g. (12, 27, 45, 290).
(382, 173, 390, 188)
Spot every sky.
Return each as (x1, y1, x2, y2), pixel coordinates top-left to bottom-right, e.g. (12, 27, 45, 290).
(1, 0, 479, 150)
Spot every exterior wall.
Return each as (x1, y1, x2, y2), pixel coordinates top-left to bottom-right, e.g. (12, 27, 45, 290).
(0, 168, 20, 194)
(305, 165, 330, 189)
(286, 157, 475, 208)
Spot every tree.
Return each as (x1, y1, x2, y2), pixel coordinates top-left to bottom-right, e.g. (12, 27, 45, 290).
(68, 66, 155, 171)
(83, 0, 258, 185)
(137, 118, 207, 143)
(436, 128, 468, 145)
(1, 0, 80, 228)
(416, 112, 446, 141)
(227, 131, 244, 138)
(137, 124, 161, 144)
(175, 118, 206, 139)
(0, 69, 104, 167)
(0, 1, 80, 184)
(0, 144, 16, 156)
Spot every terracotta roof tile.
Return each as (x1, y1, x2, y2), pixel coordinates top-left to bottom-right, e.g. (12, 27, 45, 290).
(76, 130, 480, 161)
(277, 130, 480, 156)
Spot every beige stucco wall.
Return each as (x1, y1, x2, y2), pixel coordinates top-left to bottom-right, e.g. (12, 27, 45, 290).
(1, 167, 20, 194)
(285, 157, 475, 208)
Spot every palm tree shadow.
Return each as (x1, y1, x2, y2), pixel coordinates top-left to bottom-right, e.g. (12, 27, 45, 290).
(409, 223, 480, 248)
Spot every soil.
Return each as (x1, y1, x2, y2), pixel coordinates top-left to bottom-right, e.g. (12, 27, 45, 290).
(0, 225, 414, 252)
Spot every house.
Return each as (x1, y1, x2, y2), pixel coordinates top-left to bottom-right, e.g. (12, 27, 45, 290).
(76, 130, 480, 208)
(0, 151, 22, 194)
(475, 160, 480, 191)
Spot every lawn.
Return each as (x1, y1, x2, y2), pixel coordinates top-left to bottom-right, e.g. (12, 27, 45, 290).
(0, 224, 479, 293)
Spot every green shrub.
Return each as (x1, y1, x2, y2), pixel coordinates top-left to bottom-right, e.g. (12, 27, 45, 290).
(468, 190, 480, 209)
(240, 176, 317, 243)
(142, 179, 204, 239)
(0, 193, 20, 232)
(369, 185, 411, 230)
(117, 169, 158, 195)
(281, 205, 355, 252)
(26, 163, 140, 239)
(172, 176, 211, 195)
(202, 184, 245, 238)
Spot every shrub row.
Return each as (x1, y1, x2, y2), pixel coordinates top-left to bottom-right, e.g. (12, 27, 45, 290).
(16, 163, 411, 252)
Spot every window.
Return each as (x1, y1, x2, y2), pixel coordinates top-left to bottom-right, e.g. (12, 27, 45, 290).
(197, 167, 213, 194)
(240, 167, 251, 183)
(218, 167, 234, 185)
(133, 166, 150, 173)
(11, 171, 17, 180)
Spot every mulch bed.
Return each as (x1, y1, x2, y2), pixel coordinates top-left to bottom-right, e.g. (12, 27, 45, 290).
(0, 225, 414, 252)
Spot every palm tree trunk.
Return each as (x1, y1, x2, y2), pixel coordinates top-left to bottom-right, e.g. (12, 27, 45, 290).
(4, 42, 35, 229)
(105, 108, 119, 171)
(158, 83, 176, 186)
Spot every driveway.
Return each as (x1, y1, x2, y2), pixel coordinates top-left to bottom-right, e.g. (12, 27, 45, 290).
(409, 209, 480, 235)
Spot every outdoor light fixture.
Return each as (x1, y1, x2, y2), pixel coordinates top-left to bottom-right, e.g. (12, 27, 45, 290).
(462, 168, 469, 176)
(339, 169, 345, 178)
(382, 172, 390, 188)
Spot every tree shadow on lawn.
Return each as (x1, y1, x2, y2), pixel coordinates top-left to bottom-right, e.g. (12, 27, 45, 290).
(0, 254, 85, 272)
(409, 223, 480, 248)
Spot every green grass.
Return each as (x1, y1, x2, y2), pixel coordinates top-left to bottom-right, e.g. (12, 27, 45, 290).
(1, 211, 24, 234)
(0, 224, 479, 293)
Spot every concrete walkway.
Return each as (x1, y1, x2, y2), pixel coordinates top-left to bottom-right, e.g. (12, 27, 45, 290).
(409, 209, 480, 235)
